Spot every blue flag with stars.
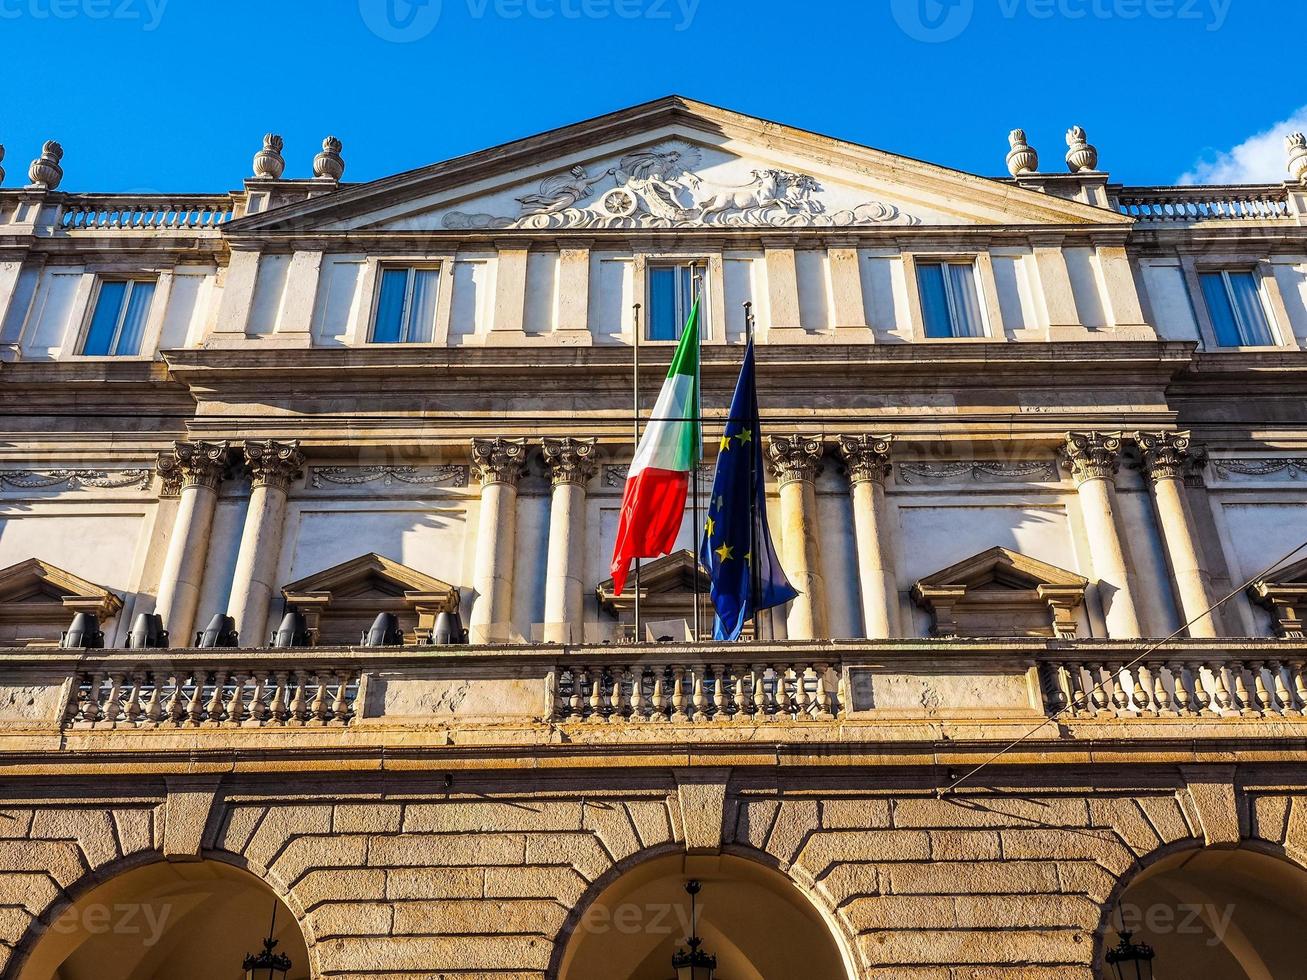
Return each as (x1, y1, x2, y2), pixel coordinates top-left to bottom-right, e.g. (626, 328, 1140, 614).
(698, 339, 797, 641)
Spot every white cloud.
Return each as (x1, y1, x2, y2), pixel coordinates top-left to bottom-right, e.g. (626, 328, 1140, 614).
(1179, 105, 1307, 185)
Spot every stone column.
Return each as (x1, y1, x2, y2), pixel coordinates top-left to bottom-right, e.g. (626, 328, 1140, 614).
(154, 441, 229, 645)
(541, 437, 599, 643)
(1136, 430, 1217, 637)
(837, 434, 898, 639)
(1060, 432, 1142, 638)
(767, 435, 828, 640)
(469, 437, 527, 642)
(227, 440, 305, 647)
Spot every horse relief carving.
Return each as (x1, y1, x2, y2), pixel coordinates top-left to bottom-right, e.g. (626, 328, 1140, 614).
(443, 141, 916, 229)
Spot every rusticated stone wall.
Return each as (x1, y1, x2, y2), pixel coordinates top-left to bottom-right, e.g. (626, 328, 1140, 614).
(3, 768, 1307, 979)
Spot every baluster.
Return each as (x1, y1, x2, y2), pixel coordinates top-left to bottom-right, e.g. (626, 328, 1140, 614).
(1291, 660, 1307, 714)
(671, 666, 689, 722)
(103, 672, 125, 724)
(311, 672, 330, 722)
(1169, 661, 1192, 715)
(613, 666, 631, 721)
(630, 666, 647, 721)
(1251, 660, 1274, 715)
(568, 668, 584, 720)
(332, 670, 350, 722)
(588, 668, 605, 722)
(1190, 663, 1213, 715)
(1152, 662, 1173, 715)
(1208, 662, 1232, 713)
(1087, 664, 1110, 714)
(145, 672, 164, 723)
(1107, 662, 1130, 712)
(184, 672, 203, 724)
(289, 670, 309, 723)
(690, 668, 708, 722)
(728, 666, 745, 721)
(652, 667, 669, 721)
(227, 671, 248, 724)
(269, 670, 289, 723)
(248, 672, 268, 722)
(205, 670, 228, 723)
(124, 671, 146, 724)
(1042, 662, 1069, 714)
(1131, 665, 1152, 713)
(82, 672, 104, 723)
(796, 664, 814, 720)
(1229, 661, 1254, 715)
(1269, 661, 1293, 718)
(747, 665, 764, 720)
(1064, 663, 1088, 715)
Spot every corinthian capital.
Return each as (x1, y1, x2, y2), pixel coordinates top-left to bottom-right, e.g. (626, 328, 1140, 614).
(1059, 431, 1123, 485)
(836, 434, 893, 485)
(1135, 430, 1205, 483)
(471, 437, 528, 488)
(156, 440, 229, 496)
(542, 437, 598, 487)
(244, 439, 305, 491)
(767, 435, 825, 486)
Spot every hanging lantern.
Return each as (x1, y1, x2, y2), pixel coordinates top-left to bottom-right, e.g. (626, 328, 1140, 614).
(242, 902, 292, 980)
(671, 880, 716, 980)
(1105, 930, 1155, 980)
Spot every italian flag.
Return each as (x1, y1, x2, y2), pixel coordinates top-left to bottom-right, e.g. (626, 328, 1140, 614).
(609, 300, 701, 595)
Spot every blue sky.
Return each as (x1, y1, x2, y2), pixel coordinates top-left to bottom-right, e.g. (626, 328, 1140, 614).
(2, 0, 1299, 192)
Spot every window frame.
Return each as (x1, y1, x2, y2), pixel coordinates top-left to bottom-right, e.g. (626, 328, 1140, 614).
(645, 259, 709, 343)
(1198, 267, 1281, 349)
(367, 263, 443, 345)
(912, 256, 990, 340)
(78, 275, 158, 357)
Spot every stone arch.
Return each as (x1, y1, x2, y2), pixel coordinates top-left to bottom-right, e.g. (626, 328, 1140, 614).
(551, 843, 858, 979)
(5, 851, 314, 980)
(1095, 838, 1307, 979)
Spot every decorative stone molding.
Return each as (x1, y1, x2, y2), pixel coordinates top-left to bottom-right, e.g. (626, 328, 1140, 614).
(243, 440, 305, 491)
(0, 469, 151, 492)
(836, 434, 893, 484)
(156, 440, 230, 496)
(309, 464, 468, 489)
(1065, 126, 1099, 173)
(1006, 129, 1038, 177)
(471, 437, 528, 487)
(1209, 458, 1307, 480)
(594, 549, 716, 639)
(26, 140, 63, 190)
(1249, 555, 1307, 638)
(1135, 430, 1206, 483)
(911, 547, 1087, 639)
(604, 462, 712, 489)
(313, 136, 345, 181)
(766, 435, 825, 486)
(542, 437, 598, 487)
(252, 133, 285, 179)
(897, 460, 1059, 485)
(1058, 432, 1123, 485)
(0, 558, 123, 646)
(1288, 133, 1307, 185)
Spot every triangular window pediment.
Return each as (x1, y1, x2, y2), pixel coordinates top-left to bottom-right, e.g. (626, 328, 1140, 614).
(913, 547, 1087, 639)
(596, 550, 722, 641)
(1249, 555, 1307, 637)
(0, 558, 122, 647)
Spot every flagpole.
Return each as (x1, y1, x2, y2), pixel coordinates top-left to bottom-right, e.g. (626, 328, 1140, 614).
(632, 302, 642, 644)
(744, 301, 762, 642)
(691, 274, 703, 645)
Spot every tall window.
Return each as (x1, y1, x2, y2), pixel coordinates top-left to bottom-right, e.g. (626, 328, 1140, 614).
(648, 262, 707, 341)
(82, 279, 155, 356)
(916, 260, 985, 338)
(372, 266, 439, 344)
(1200, 270, 1277, 347)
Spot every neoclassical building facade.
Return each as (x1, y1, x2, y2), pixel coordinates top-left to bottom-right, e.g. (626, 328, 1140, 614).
(3, 98, 1307, 978)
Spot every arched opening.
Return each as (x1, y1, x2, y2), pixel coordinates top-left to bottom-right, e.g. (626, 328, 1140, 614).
(16, 859, 310, 980)
(1105, 847, 1307, 980)
(558, 852, 853, 980)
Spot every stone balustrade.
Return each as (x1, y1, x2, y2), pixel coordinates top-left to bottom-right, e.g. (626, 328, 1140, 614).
(1113, 184, 1291, 222)
(1040, 651, 1307, 719)
(551, 658, 839, 723)
(58, 194, 234, 230)
(66, 663, 359, 727)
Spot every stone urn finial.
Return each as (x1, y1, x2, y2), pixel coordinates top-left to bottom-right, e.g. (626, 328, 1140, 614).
(1287, 133, 1307, 185)
(1065, 126, 1099, 173)
(27, 140, 63, 190)
(313, 135, 345, 181)
(1006, 128, 1039, 176)
(252, 133, 285, 180)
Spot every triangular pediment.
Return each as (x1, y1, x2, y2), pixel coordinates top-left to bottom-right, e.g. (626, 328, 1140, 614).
(228, 97, 1129, 235)
(282, 552, 455, 604)
(1257, 554, 1307, 588)
(917, 547, 1087, 592)
(596, 549, 708, 604)
(0, 558, 122, 609)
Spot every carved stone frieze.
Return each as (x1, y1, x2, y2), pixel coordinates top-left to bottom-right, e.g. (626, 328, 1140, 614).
(836, 434, 893, 485)
(156, 441, 230, 497)
(243, 440, 306, 492)
(1208, 458, 1307, 481)
(1058, 432, 1123, 485)
(443, 141, 917, 230)
(542, 437, 599, 487)
(471, 438, 528, 488)
(767, 435, 825, 486)
(309, 465, 469, 489)
(0, 469, 151, 492)
(896, 460, 1059, 485)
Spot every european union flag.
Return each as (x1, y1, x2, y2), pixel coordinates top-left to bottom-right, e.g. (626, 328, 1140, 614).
(698, 339, 797, 641)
